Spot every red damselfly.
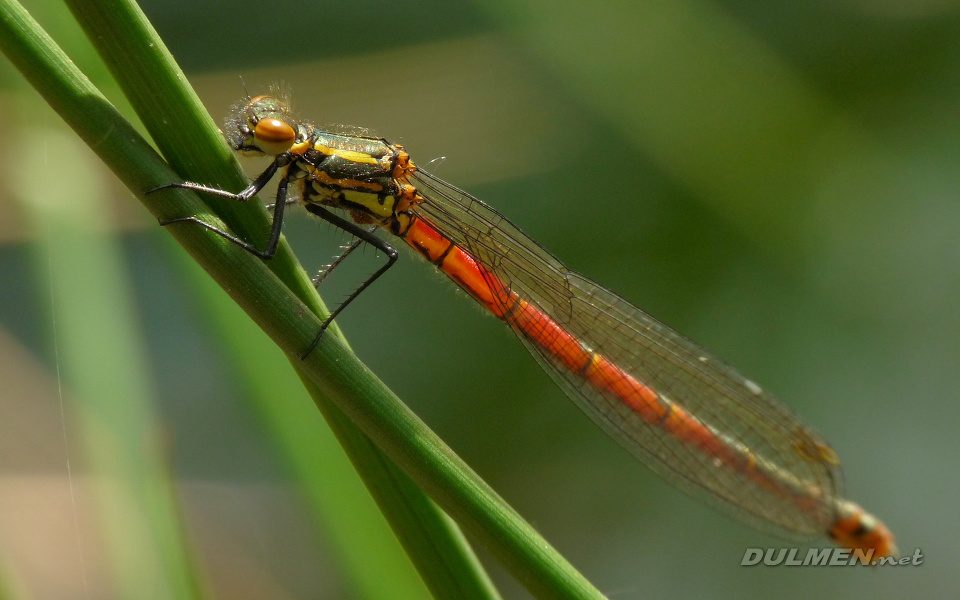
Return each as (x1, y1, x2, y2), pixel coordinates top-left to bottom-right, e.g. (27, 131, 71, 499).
(150, 94, 895, 557)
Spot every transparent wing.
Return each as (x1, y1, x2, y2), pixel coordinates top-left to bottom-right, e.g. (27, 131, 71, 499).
(411, 169, 843, 538)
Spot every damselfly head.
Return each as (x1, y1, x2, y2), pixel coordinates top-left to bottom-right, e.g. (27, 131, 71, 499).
(224, 95, 299, 156)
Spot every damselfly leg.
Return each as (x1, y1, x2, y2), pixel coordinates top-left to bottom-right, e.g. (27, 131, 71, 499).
(147, 164, 398, 357)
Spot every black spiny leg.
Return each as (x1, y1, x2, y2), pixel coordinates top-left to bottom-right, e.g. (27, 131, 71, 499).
(148, 159, 289, 259)
(149, 160, 399, 359)
(312, 225, 379, 287)
(301, 203, 398, 358)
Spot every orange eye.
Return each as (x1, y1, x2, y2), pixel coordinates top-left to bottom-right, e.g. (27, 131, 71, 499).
(253, 118, 296, 155)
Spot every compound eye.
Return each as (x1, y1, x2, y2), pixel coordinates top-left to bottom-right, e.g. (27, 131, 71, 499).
(253, 118, 296, 155)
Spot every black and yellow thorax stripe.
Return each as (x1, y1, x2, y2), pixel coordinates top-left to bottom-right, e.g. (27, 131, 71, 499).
(285, 129, 421, 227)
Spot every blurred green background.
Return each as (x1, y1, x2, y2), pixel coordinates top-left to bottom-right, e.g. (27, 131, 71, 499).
(0, 0, 953, 597)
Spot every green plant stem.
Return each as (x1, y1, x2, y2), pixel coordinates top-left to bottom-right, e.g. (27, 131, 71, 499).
(61, 0, 503, 597)
(0, 0, 607, 598)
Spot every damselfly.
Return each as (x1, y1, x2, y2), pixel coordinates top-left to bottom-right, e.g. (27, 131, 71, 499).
(150, 94, 895, 557)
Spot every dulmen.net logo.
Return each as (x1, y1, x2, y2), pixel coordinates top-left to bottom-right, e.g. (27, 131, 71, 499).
(741, 547, 924, 567)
